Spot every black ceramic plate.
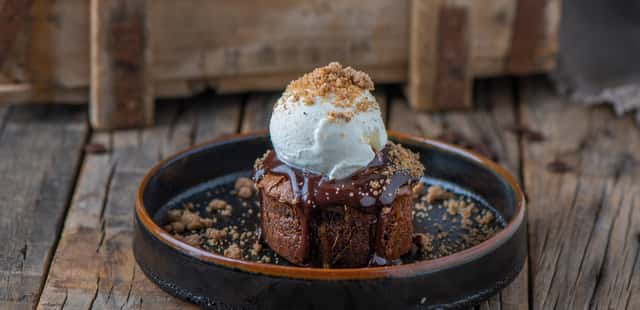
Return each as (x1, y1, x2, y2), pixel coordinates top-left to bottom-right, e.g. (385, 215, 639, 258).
(134, 132, 526, 310)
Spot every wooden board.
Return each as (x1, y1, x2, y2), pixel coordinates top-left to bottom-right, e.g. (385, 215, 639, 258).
(391, 78, 519, 175)
(36, 97, 242, 309)
(408, 0, 472, 111)
(407, 0, 440, 111)
(433, 4, 471, 110)
(373, 88, 389, 124)
(241, 93, 278, 133)
(90, 0, 153, 129)
(521, 77, 640, 309)
(215, 65, 406, 95)
(390, 78, 529, 310)
(0, 0, 561, 103)
(0, 0, 34, 65)
(1, 76, 638, 309)
(37, 87, 391, 308)
(508, 0, 556, 73)
(0, 105, 88, 309)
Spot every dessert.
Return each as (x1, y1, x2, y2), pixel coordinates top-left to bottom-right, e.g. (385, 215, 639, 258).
(162, 180, 503, 265)
(253, 63, 425, 267)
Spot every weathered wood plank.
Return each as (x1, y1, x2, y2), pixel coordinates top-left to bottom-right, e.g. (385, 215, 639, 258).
(507, 0, 558, 74)
(373, 89, 388, 125)
(0, 105, 88, 309)
(0, 104, 9, 122)
(241, 93, 278, 133)
(192, 94, 244, 143)
(521, 77, 640, 309)
(215, 66, 406, 95)
(90, 0, 153, 129)
(37, 97, 242, 309)
(1, 0, 560, 104)
(434, 3, 472, 110)
(391, 78, 519, 175)
(0, 0, 34, 65)
(590, 182, 640, 310)
(486, 260, 529, 310)
(507, 0, 547, 73)
(407, 0, 440, 111)
(469, 0, 516, 75)
(390, 78, 529, 310)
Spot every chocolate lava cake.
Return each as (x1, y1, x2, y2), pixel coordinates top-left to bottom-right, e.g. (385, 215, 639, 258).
(254, 142, 424, 268)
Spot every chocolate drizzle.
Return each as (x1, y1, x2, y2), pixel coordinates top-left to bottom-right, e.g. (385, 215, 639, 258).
(254, 143, 424, 267)
(254, 148, 416, 212)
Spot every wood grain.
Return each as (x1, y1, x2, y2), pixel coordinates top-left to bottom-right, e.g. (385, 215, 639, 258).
(0, 0, 560, 104)
(10, 76, 640, 309)
(508, 0, 548, 73)
(0, 105, 88, 309)
(390, 78, 529, 310)
(216, 66, 406, 95)
(434, 4, 471, 110)
(373, 88, 389, 125)
(241, 93, 278, 133)
(521, 77, 640, 309)
(0, 0, 34, 65)
(90, 0, 153, 129)
(407, 0, 440, 111)
(36, 98, 242, 309)
(469, 0, 516, 75)
(392, 78, 519, 175)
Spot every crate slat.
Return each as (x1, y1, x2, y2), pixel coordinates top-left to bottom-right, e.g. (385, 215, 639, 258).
(90, 0, 154, 129)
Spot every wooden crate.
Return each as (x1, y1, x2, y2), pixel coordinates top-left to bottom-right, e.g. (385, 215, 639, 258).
(0, 0, 560, 128)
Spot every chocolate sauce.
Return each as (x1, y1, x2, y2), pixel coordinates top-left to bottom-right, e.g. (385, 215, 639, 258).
(253, 146, 421, 267)
(253, 148, 416, 212)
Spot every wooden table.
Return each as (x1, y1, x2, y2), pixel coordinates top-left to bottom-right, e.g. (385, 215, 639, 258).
(1, 77, 638, 309)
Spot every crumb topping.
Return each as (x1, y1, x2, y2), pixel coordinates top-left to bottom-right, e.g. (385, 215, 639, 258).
(424, 186, 453, 203)
(234, 177, 255, 199)
(326, 110, 355, 122)
(207, 199, 233, 217)
(254, 142, 424, 202)
(414, 233, 434, 252)
(254, 150, 271, 171)
(254, 142, 424, 209)
(162, 177, 285, 264)
(412, 186, 500, 259)
(277, 62, 379, 116)
(224, 244, 242, 259)
(382, 141, 425, 180)
(162, 176, 504, 265)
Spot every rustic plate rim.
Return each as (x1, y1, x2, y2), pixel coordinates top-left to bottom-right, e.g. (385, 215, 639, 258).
(135, 130, 526, 280)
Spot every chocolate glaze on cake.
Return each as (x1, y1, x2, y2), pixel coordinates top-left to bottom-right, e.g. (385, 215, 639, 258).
(254, 142, 424, 267)
(255, 147, 415, 209)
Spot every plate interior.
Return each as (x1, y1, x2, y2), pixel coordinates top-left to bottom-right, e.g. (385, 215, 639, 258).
(153, 171, 506, 267)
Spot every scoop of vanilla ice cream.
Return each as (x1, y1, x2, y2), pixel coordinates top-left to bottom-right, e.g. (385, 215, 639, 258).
(269, 63, 387, 180)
